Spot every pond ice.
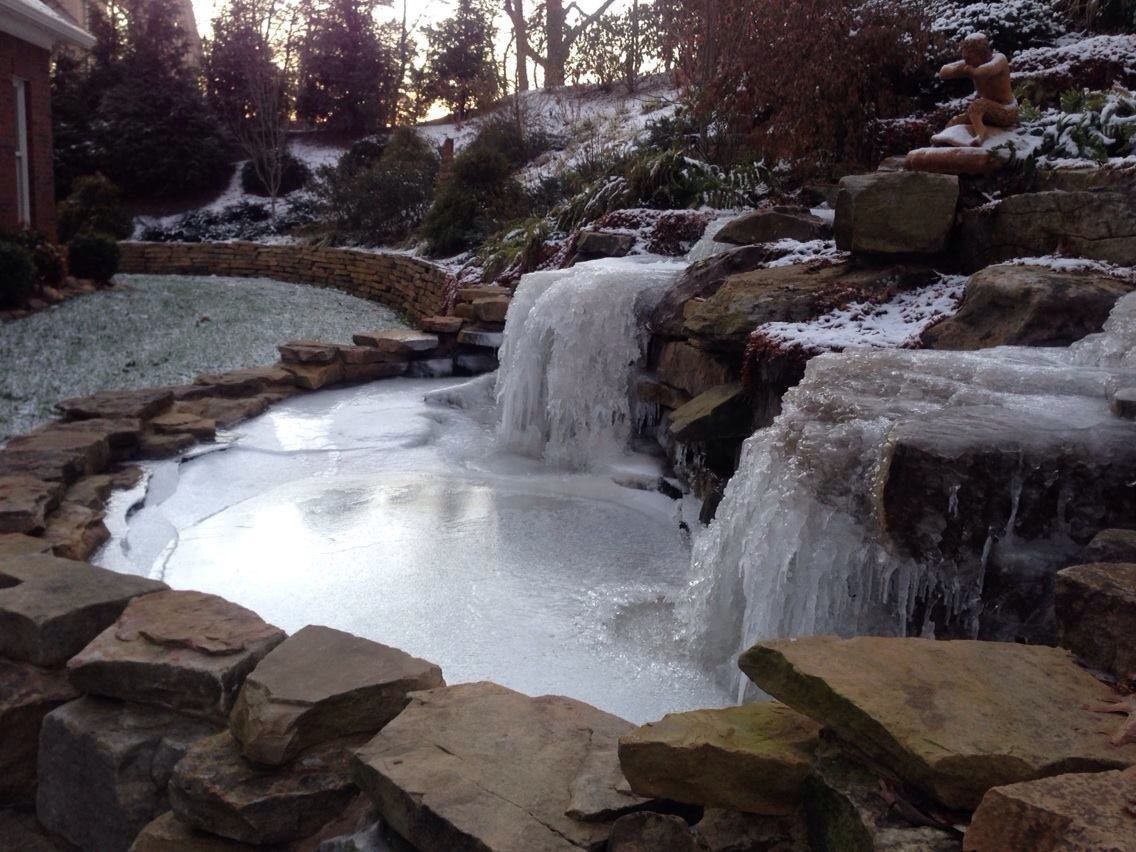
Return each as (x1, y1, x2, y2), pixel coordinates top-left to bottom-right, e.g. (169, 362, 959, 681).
(0, 275, 407, 440)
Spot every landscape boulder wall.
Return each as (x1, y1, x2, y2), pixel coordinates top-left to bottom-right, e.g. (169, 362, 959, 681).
(834, 172, 958, 255)
(118, 241, 454, 322)
(924, 262, 1135, 349)
(957, 190, 1136, 272)
(1056, 562, 1136, 679)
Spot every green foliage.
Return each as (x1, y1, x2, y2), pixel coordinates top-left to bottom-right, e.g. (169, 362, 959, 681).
(1025, 87, 1136, 161)
(0, 241, 37, 308)
(476, 218, 550, 282)
(420, 0, 501, 122)
(67, 234, 121, 284)
(241, 155, 311, 197)
(57, 174, 133, 243)
(315, 127, 439, 245)
(2, 230, 66, 288)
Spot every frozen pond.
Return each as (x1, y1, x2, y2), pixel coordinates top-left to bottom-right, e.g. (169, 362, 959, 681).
(99, 378, 733, 723)
(0, 275, 406, 440)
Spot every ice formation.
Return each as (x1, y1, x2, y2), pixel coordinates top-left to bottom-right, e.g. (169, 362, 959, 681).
(495, 257, 683, 468)
(685, 292, 1136, 694)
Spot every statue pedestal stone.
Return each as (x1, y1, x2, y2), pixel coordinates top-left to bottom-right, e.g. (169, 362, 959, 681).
(905, 126, 1022, 176)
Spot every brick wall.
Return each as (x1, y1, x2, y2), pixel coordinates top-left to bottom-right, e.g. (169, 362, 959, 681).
(119, 241, 456, 322)
(0, 33, 57, 239)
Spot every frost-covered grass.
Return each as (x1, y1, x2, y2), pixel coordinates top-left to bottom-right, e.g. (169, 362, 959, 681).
(0, 275, 407, 440)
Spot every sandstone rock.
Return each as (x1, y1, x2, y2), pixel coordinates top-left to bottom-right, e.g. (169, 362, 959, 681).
(150, 412, 217, 441)
(0, 532, 53, 557)
(352, 330, 438, 354)
(656, 342, 734, 397)
(129, 812, 256, 851)
(0, 554, 166, 666)
(68, 590, 285, 723)
(0, 808, 78, 852)
(923, 264, 1133, 350)
(715, 209, 831, 247)
(37, 697, 219, 852)
(683, 263, 936, 354)
(963, 768, 1136, 852)
(739, 637, 1136, 810)
(109, 464, 145, 490)
(65, 474, 114, 511)
(1112, 387, 1136, 420)
(182, 396, 271, 429)
(959, 190, 1136, 271)
(457, 327, 504, 349)
(1036, 164, 1136, 193)
(835, 173, 958, 255)
(452, 302, 475, 319)
(42, 502, 109, 561)
(904, 147, 998, 177)
(608, 813, 708, 852)
(194, 367, 295, 398)
(169, 732, 359, 845)
(0, 431, 111, 483)
(0, 659, 78, 803)
(41, 417, 143, 453)
(57, 388, 174, 422)
(139, 431, 197, 459)
(457, 285, 511, 303)
(619, 702, 820, 815)
(694, 808, 804, 852)
(407, 358, 455, 378)
(1085, 529, 1136, 564)
(650, 245, 779, 337)
(1056, 563, 1136, 679)
(419, 315, 464, 334)
(575, 230, 635, 260)
(278, 342, 339, 365)
(669, 384, 753, 444)
(283, 362, 346, 391)
(351, 681, 634, 851)
(635, 378, 692, 411)
(0, 476, 62, 534)
(472, 296, 511, 323)
(343, 362, 408, 383)
(230, 625, 443, 766)
(333, 345, 389, 365)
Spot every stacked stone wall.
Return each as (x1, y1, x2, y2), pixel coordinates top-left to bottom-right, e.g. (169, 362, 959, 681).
(119, 242, 454, 322)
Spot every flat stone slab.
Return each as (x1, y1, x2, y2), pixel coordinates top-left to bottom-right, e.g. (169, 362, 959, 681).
(739, 636, 1136, 810)
(150, 411, 217, 440)
(277, 341, 339, 365)
(56, 388, 174, 422)
(65, 474, 114, 510)
(68, 590, 285, 723)
(419, 315, 465, 334)
(0, 554, 166, 666)
(352, 330, 439, 354)
(170, 732, 360, 845)
(352, 681, 636, 851)
(669, 383, 753, 443)
(0, 475, 62, 534)
(0, 431, 111, 483)
(42, 502, 109, 561)
(194, 367, 296, 398)
(40, 417, 143, 450)
(334, 344, 392, 365)
(457, 328, 505, 349)
(456, 286, 511, 303)
(37, 696, 219, 852)
(231, 624, 444, 766)
(282, 362, 345, 391)
(619, 702, 820, 815)
(473, 297, 511, 323)
(1057, 562, 1136, 679)
(343, 362, 408, 384)
(0, 532, 53, 557)
(0, 658, 78, 804)
(183, 395, 272, 429)
(964, 768, 1136, 852)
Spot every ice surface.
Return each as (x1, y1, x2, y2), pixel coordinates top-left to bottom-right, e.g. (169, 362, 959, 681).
(0, 275, 406, 440)
(100, 379, 732, 723)
(495, 257, 683, 469)
(685, 292, 1136, 695)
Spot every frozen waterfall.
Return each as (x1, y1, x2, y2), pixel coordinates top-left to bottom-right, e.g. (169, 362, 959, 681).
(495, 258, 682, 469)
(685, 292, 1136, 690)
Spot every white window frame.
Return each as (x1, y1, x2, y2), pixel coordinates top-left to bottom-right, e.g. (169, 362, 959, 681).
(13, 77, 31, 226)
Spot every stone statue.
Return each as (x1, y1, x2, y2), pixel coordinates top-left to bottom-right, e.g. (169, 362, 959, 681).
(936, 33, 1018, 146)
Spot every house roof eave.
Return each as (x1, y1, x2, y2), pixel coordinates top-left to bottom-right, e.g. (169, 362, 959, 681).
(0, 0, 96, 51)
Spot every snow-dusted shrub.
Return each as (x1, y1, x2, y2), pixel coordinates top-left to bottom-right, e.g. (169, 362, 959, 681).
(139, 198, 318, 243)
(67, 234, 120, 285)
(1014, 35, 1136, 104)
(0, 241, 35, 309)
(927, 0, 1065, 56)
(1023, 86, 1136, 160)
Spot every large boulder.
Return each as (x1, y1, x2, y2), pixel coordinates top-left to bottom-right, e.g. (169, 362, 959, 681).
(715, 208, 831, 247)
(0, 554, 166, 666)
(36, 697, 219, 852)
(668, 384, 754, 444)
(834, 173, 958, 255)
(0, 475, 62, 534)
(169, 732, 360, 845)
(656, 342, 735, 397)
(963, 768, 1136, 852)
(351, 681, 638, 851)
(683, 263, 937, 354)
(67, 590, 285, 723)
(0, 659, 78, 804)
(230, 625, 444, 766)
(923, 263, 1134, 350)
(575, 230, 636, 260)
(738, 636, 1136, 811)
(618, 701, 821, 815)
(1056, 563, 1136, 679)
(958, 190, 1136, 271)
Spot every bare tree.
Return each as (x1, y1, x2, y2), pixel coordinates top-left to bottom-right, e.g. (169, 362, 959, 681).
(504, 0, 619, 90)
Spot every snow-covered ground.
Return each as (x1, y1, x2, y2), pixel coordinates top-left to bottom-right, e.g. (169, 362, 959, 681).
(0, 275, 406, 441)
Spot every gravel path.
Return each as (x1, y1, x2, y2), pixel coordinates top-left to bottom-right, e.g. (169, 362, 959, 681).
(0, 275, 408, 440)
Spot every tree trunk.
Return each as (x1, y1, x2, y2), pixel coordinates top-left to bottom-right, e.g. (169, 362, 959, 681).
(504, 0, 529, 92)
(545, 0, 567, 88)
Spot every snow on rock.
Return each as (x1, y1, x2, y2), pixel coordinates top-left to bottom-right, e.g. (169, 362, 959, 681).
(763, 239, 848, 269)
(750, 276, 967, 357)
(1005, 255, 1136, 282)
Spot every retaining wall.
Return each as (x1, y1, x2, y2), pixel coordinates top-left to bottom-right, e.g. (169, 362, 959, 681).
(119, 241, 455, 321)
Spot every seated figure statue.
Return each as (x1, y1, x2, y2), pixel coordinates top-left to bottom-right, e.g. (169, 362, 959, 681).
(937, 33, 1018, 146)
